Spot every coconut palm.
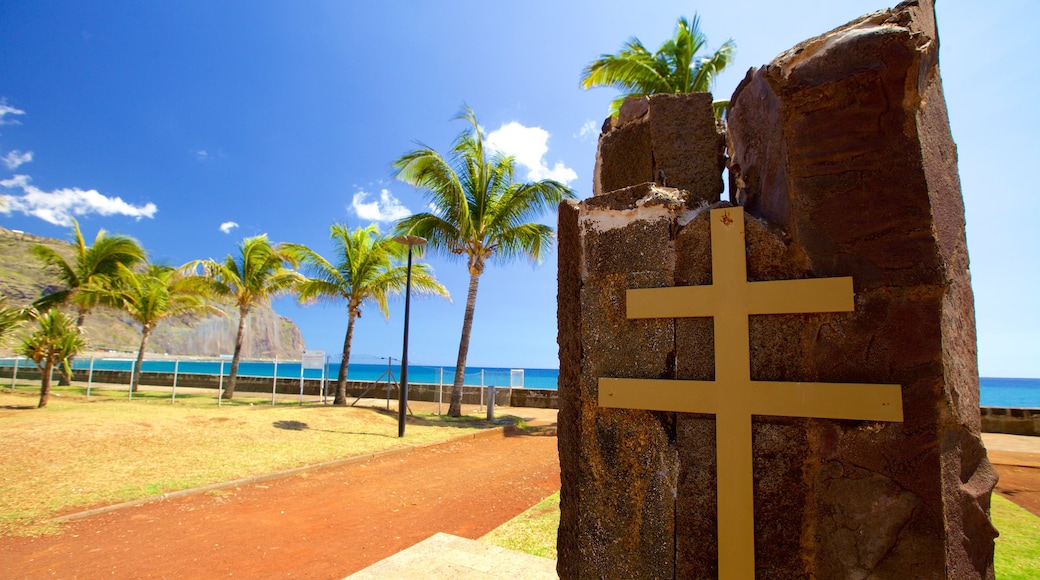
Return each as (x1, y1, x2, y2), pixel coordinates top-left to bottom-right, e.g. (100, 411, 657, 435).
(392, 107, 575, 417)
(30, 219, 145, 385)
(285, 224, 450, 405)
(17, 309, 85, 408)
(580, 14, 736, 118)
(30, 218, 146, 327)
(101, 263, 220, 392)
(184, 235, 302, 399)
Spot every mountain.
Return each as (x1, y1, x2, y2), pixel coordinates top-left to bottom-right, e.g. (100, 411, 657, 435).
(0, 225, 306, 359)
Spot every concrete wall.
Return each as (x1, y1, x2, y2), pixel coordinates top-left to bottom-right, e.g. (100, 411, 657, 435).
(981, 407, 1040, 436)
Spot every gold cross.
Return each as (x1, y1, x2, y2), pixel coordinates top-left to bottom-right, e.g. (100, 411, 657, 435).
(599, 207, 903, 579)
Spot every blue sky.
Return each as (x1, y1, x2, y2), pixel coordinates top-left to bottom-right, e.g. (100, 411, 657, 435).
(1, 1, 1037, 378)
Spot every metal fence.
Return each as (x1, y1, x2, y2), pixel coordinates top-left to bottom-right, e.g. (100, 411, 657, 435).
(0, 356, 527, 412)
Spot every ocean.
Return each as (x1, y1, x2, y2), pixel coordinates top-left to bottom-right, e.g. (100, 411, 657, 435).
(978, 377, 1040, 408)
(2, 357, 1037, 408)
(4, 358, 560, 390)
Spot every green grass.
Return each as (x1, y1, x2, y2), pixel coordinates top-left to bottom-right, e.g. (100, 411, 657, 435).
(482, 491, 1040, 575)
(993, 494, 1040, 578)
(481, 491, 560, 559)
(0, 383, 487, 536)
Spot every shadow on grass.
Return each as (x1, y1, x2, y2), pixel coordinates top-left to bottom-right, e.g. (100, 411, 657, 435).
(0, 404, 37, 410)
(273, 420, 308, 430)
(269, 418, 395, 438)
(358, 405, 497, 429)
(504, 425, 558, 438)
(354, 405, 558, 438)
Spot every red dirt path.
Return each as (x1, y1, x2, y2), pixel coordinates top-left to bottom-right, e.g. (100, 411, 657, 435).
(2, 428, 1037, 580)
(0, 429, 560, 579)
(990, 448, 1040, 518)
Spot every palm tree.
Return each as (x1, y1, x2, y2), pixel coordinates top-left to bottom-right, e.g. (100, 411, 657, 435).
(285, 224, 450, 405)
(580, 14, 736, 118)
(185, 235, 302, 400)
(392, 107, 575, 417)
(17, 310, 85, 408)
(30, 219, 145, 385)
(102, 263, 220, 392)
(30, 218, 146, 328)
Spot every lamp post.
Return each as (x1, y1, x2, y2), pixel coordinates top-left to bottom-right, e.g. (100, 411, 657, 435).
(394, 235, 427, 437)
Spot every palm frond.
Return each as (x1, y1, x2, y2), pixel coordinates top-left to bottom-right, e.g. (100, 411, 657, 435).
(17, 310, 85, 366)
(290, 223, 449, 321)
(186, 235, 301, 314)
(0, 297, 29, 346)
(29, 220, 145, 323)
(713, 99, 730, 121)
(492, 223, 556, 264)
(30, 244, 78, 288)
(392, 108, 575, 273)
(580, 13, 736, 118)
(691, 39, 735, 93)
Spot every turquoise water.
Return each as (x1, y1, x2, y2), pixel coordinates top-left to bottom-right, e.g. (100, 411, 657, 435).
(2, 357, 1037, 406)
(0, 358, 559, 389)
(978, 377, 1040, 408)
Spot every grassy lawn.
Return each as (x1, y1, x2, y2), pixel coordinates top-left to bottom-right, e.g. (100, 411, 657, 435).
(482, 490, 560, 559)
(0, 383, 486, 536)
(993, 494, 1040, 579)
(483, 492, 1040, 576)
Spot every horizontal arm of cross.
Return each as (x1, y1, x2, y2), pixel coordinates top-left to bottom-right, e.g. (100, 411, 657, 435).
(599, 377, 903, 422)
(599, 378, 719, 414)
(749, 381, 903, 421)
(745, 277, 854, 314)
(626, 277, 855, 320)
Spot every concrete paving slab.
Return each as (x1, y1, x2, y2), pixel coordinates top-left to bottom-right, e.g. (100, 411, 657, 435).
(983, 433, 1040, 468)
(345, 532, 557, 579)
(983, 432, 1040, 454)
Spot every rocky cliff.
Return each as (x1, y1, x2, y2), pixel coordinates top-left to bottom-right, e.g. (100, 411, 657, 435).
(0, 226, 306, 358)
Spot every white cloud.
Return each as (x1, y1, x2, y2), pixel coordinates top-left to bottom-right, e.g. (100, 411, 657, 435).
(0, 174, 157, 226)
(352, 189, 411, 222)
(576, 120, 598, 141)
(0, 103, 26, 126)
(194, 149, 209, 161)
(219, 221, 239, 234)
(1, 174, 30, 189)
(485, 121, 577, 185)
(2, 150, 33, 169)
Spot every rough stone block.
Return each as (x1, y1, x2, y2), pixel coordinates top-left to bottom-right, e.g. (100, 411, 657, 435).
(560, 1, 995, 578)
(724, 0, 997, 576)
(594, 118, 652, 198)
(594, 93, 724, 204)
(646, 94, 726, 201)
(558, 186, 710, 579)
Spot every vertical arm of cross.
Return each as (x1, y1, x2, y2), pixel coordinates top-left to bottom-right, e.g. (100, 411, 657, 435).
(710, 208, 756, 579)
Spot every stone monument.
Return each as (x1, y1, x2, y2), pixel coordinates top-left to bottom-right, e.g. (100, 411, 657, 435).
(557, 1, 997, 578)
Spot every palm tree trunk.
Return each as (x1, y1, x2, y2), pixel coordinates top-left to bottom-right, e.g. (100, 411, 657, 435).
(226, 308, 248, 400)
(57, 310, 87, 387)
(57, 364, 72, 387)
(334, 311, 357, 406)
(448, 270, 482, 417)
(132, 326, 151, 393)
(38, 360, 53, 408)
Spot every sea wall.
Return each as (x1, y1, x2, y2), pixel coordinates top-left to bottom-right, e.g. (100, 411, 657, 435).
(981, 407, 1040, 436)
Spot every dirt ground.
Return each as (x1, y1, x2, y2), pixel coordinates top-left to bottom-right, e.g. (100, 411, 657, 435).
(0, 428, 561, 579)
(0, 422, 1037, 579)
(990, 449, 1040, 518)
